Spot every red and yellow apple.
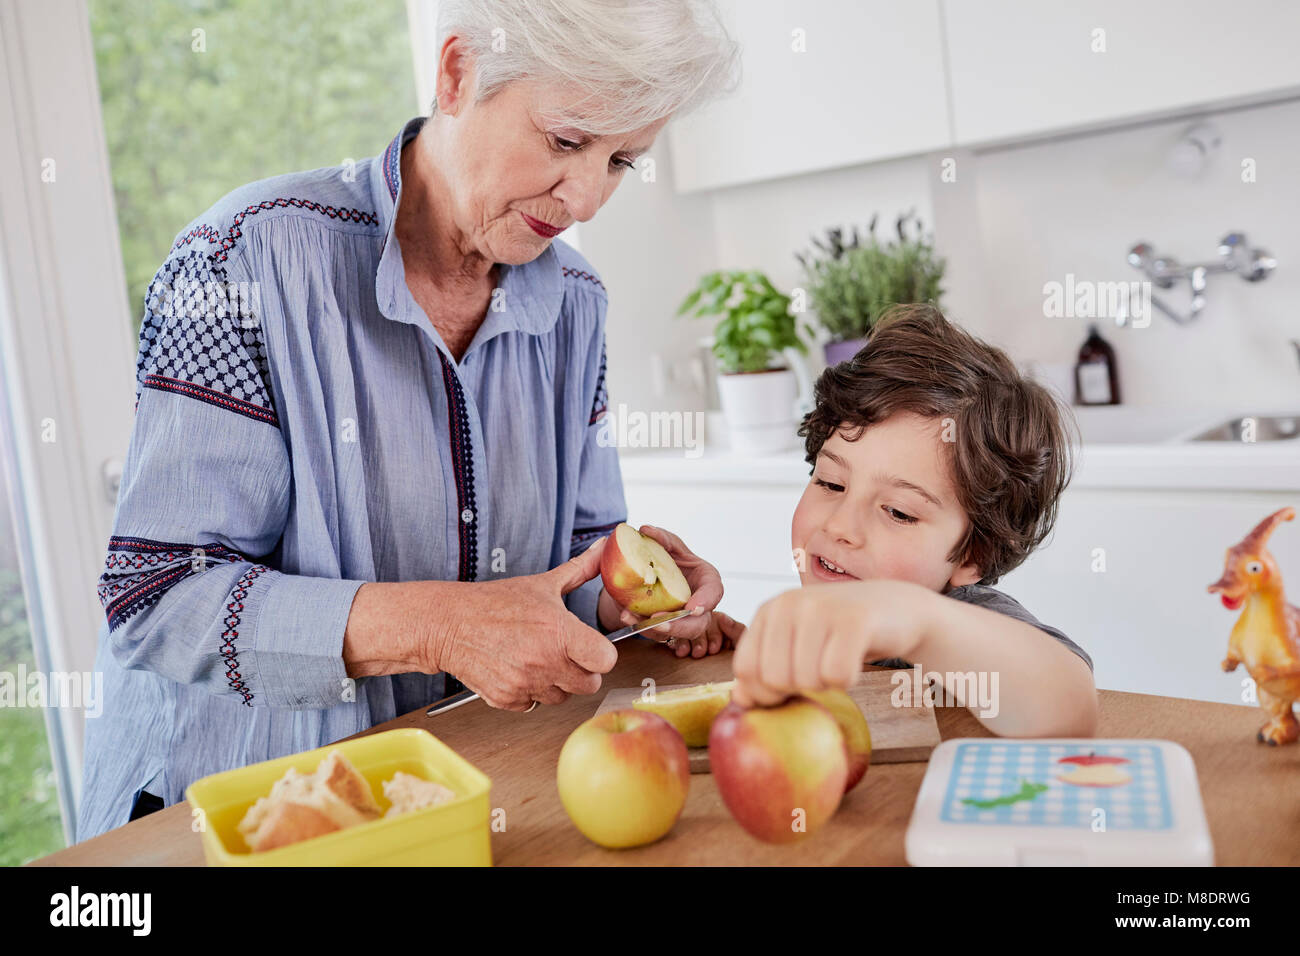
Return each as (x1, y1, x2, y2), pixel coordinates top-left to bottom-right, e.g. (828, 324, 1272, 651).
(556, 708, 690, 848)
(633, 680, 736, 747)
(708, 697, 848, 844)
(600, 522, 691, 616)
(804, 689, 872, 793)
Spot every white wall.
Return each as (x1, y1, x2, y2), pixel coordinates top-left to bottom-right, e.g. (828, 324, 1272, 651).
(709, 154, 937, 321)
(590, 96, 1300, 418)
(953, 98, 1300, 409)
(579, 148, 721, 422)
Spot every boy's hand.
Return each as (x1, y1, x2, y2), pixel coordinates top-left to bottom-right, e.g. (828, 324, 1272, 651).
(613, 524, 726, 652)
(669, 608, 746, 658)
(731, 579, 935, 707)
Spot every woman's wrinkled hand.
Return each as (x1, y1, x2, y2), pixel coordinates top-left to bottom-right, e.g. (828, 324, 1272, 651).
(421, 537, 618, 711)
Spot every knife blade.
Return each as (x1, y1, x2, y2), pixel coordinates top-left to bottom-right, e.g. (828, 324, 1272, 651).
(424, 607, 696, 717)
(607, 607, 696, 644)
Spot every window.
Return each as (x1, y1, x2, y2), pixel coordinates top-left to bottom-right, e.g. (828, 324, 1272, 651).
(88, 0, 421, 332)
(0, 414, 63, 865)
(0, 0, 422, 859)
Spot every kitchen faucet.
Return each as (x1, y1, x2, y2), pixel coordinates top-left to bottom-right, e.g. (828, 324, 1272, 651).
(1115, 232, 1276, 326)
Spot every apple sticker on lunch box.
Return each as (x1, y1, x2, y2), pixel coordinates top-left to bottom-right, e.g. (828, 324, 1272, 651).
(1055, 753, 1132, 787)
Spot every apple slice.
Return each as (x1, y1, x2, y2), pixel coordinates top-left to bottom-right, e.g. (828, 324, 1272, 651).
(600, 523, 692, 616)
(633, 680, 736, 747)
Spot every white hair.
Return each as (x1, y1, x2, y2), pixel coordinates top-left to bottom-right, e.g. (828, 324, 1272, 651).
(432, 0, 741, 134)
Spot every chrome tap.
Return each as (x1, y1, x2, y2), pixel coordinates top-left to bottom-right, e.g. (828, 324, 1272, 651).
(1116, 233, 1276, 326)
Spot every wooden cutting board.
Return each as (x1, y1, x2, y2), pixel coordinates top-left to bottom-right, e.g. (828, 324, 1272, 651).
(594, 670, 941, 773)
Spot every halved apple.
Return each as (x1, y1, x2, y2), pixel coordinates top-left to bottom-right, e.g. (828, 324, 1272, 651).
(600, 523, 692, 616)
(634, 680, 736, 747)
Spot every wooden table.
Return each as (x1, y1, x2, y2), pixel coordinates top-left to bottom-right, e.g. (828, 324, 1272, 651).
(28, 642, 1300, 866)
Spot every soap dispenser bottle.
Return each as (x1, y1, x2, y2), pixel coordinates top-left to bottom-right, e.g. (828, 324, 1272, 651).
(1075, 324, 1120, 405)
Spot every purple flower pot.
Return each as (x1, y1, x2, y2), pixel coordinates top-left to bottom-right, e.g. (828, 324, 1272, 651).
(823, 336, 870, 367)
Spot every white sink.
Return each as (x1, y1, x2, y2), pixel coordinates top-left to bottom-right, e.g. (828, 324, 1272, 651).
(1185, 414, 1300, 442)
(1066, 406, 1221, 445)
(1066, 406, 1300, 445)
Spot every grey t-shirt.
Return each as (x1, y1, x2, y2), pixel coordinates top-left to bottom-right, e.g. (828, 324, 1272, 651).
(867, 584, 1093, 673)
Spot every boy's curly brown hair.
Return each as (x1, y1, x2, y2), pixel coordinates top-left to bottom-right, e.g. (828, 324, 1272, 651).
(798, 303, 1075, 585)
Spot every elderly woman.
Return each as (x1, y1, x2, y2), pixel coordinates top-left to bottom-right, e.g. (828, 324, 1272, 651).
(78, 0, 741, 839)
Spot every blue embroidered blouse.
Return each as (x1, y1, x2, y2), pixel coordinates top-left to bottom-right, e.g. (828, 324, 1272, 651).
(77, 116, 625, 840)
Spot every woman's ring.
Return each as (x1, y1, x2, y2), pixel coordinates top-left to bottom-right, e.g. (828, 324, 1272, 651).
(525, 700, 539, 713)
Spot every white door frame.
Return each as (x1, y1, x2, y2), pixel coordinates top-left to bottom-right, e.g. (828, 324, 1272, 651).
(0, 0, 138, 836)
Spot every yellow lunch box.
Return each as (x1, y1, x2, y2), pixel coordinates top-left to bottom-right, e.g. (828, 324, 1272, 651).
(185, 727, 492, 866)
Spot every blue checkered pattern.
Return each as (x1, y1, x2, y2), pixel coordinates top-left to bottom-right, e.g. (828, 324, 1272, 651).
(939, 741, 1173, 830)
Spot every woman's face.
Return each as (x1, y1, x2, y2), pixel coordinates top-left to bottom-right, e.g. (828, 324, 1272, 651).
(433, 50, 668, 265)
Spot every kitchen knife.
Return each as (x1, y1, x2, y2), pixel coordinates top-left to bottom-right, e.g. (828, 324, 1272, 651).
(424, 607, 696, 717)
(606, 607, 696, 645)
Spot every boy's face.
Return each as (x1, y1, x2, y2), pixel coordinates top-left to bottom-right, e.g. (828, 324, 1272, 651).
(791, 412, 982, 592)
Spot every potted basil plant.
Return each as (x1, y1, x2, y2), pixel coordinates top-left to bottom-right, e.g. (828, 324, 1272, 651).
(677, 270, 815, 454)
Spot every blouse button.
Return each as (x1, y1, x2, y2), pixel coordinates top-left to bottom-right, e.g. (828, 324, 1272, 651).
(460, 507, 475, 524)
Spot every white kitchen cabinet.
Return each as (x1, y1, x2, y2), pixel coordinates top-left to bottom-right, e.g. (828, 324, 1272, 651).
(944, 0, 1300, 146)
(622, 482, 802, 579)
(706, 573, 802, 627)
(998, 487, 1300, 706)
(620, 460, 803, 623)
(667, 0, 1300, 193)
(667, 0, 951, 193)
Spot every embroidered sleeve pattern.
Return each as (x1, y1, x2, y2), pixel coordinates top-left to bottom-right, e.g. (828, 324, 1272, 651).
(136, 247, 278, 427)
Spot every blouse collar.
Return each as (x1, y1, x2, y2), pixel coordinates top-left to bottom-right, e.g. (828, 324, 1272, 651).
(370, 116, 565, 349)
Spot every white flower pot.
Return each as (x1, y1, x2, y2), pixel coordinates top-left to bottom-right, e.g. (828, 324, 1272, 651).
(715, 349, 814, 455)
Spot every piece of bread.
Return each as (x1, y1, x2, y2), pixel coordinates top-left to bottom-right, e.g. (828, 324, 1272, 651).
(382, 771, 457, 818)
(238, 800, 344, 852)
(237, 749, 382, 852)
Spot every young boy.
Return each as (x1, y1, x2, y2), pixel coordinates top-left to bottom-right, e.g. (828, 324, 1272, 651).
(674, 303, 1097, 736)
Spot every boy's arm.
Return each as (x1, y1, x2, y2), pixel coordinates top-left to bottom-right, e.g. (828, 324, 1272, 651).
(732, 580, 1097, 737)
(912, 594, 1098, 737)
